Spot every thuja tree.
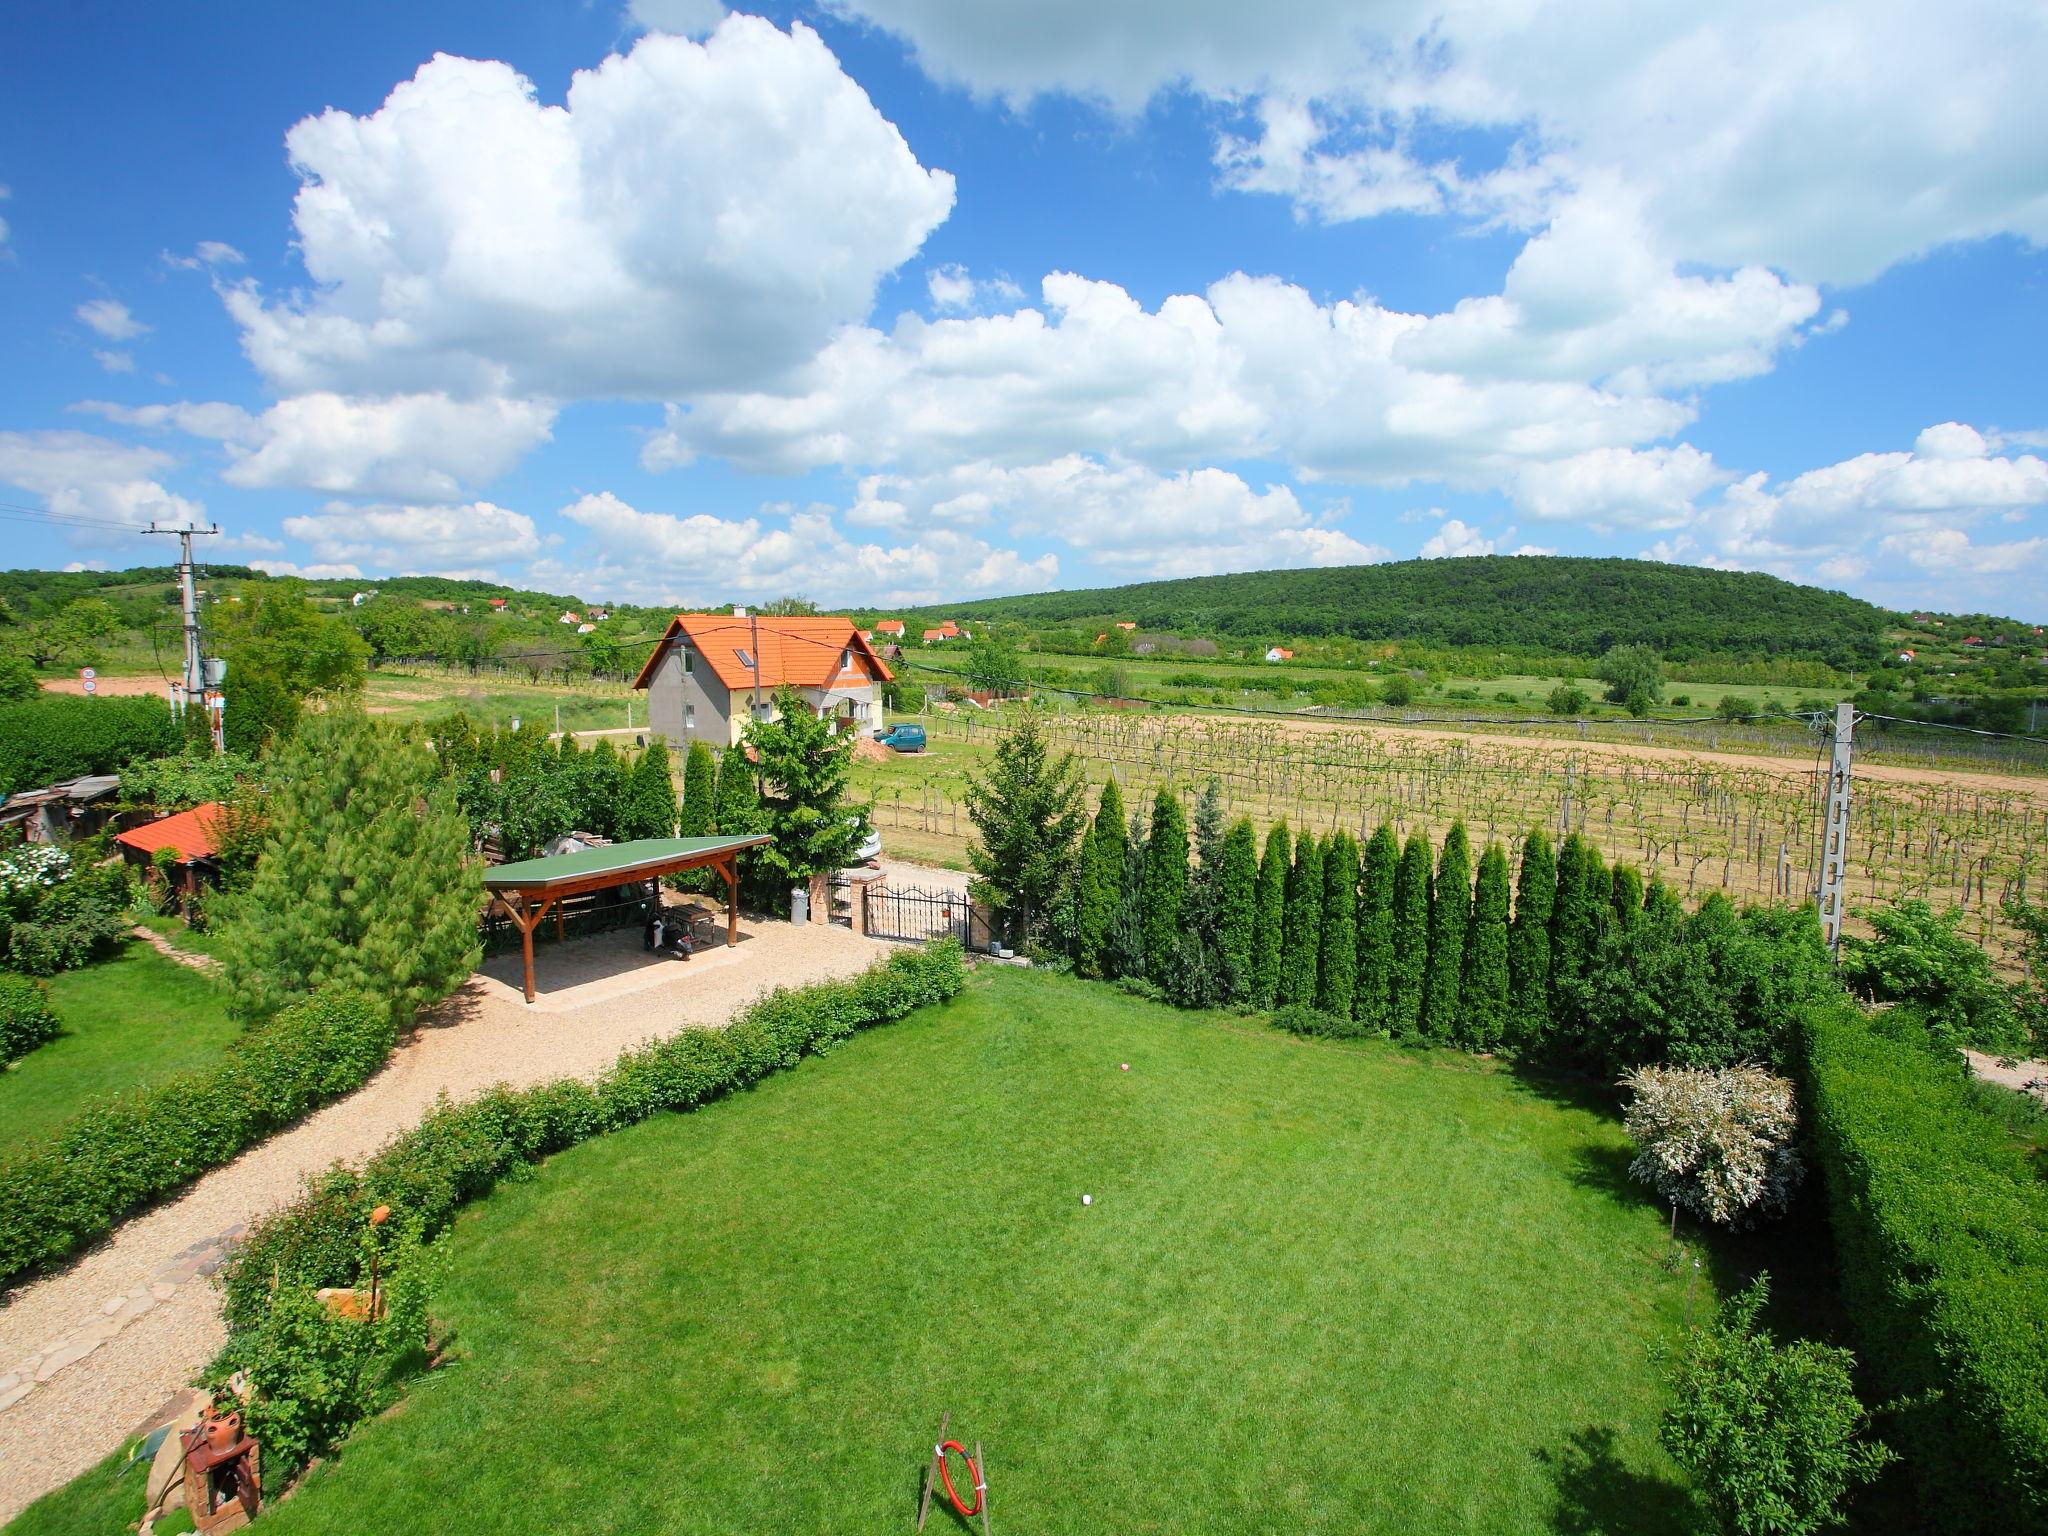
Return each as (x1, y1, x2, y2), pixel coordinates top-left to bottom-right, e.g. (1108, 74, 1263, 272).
(1103, 807, 1149, 981)
(1186, 776, 1227, 946)
(1318, 831, 1359, 1021)
(1420, 822, 1472, 1043)
(712, 741, 769, 905)
(749, 685, 866, 900)
(1141, 787, 1190, 986)
(1278, 831, 1324, 1007)
(618, 738, 679, 840)
(217, 711, 479, 1027)
(1389, 832, 1432, 1040)
(1509, 827, 1556, 1049)
(679, 740, 717, 837)
(966, 712, 1087, 948)
(579, 740, 630, 840)
(1461, 842, 1512, 1051)
(1549, 833, 1605, 1015)
(1251, 822, 1291, 1007)
(1214, 818, 1258, 1003)
(1074, 777, 1127, 977)
(1355, 824, 1397, 1034)
(1610, 861, 1645, 931)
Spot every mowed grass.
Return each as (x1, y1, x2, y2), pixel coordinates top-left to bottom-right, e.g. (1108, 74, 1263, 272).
(0, 940, 242, 1148)
(256, 968, 1711, 1535)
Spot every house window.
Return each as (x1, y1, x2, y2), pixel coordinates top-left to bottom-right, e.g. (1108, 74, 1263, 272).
(685, 705, 695, 730)
(735, 647, 755, 670)
(841, 646, 853, 673)
(682, 647, 693, 675)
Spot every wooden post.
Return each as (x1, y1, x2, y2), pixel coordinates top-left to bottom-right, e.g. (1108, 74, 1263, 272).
(520, 900, 536, 1004)
(917, 1411, 949, 1532)
(720, 855, 739, 946)
(975, 1441, 989, 1535)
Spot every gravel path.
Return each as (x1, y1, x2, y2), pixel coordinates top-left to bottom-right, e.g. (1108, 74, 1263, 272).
(0, 917, 889, 1522)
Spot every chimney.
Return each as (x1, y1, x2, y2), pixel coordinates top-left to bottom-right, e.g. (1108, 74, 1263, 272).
(732, 604, 747, 618)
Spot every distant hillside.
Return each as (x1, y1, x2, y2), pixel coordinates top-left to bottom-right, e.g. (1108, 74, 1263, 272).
(895, 556, 1890, 666)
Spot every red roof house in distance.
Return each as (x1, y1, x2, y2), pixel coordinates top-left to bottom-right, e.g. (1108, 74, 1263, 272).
(874, 619, 906, 637)
(115, 802, 225, 895)
(488, 597, 508, 610)
(633, 610, 893, 747)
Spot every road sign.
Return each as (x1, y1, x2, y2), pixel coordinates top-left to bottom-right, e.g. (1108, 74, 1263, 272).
(80, 667, 96, 696)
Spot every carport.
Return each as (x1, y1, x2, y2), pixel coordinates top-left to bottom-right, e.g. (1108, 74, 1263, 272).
(483, 834, 772, 1003)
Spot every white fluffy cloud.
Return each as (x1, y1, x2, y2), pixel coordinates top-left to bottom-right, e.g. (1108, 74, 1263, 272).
(926, 263, 1024, 314)
(555, 491, 1056, 606)
(224, 18, 953, 400)
(626, 0, 726, 38)
(76, 298, 148, 341)
(279, 500, 541, 576)
(830, 0, 2048, 286)
(1512, 445, 1728, 531)
(0, 430, 204, 540)
(1417, 519, 1494, 560)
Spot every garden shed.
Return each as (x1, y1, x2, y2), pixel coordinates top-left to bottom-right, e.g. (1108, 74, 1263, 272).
(114, 800, 224, 898)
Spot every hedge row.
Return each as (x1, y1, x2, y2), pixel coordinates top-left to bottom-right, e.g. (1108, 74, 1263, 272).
(0, 988, 393, 1282)
(0, 693, 181, 799)
(219, 939, 968, 1334)
(1798, 997, 2048, 1534)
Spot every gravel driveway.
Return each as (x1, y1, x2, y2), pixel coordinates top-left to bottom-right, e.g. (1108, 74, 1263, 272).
(0, 917, 889, 1522)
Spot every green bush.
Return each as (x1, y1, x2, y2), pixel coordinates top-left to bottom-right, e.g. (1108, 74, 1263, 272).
(0, 988, 392, 1283)
(0, 972, 60, 1062)
(1798, 996, 2048, 1533)
(0, 694, 180, 798)
(1840, 900, 2026, 1055)
(1270, 1002, 1352, 1039)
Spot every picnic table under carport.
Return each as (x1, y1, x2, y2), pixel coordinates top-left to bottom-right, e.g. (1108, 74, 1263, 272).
(483, 834, 772, 1003)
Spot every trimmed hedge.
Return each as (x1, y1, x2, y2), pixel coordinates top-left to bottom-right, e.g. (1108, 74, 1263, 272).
(0, 972, 61, 1062)
(1798, 997, 2048, 1534)
(0, 988, 393, 1282)
(220, 940, 969, 1334)
(0, 693, 180, 798)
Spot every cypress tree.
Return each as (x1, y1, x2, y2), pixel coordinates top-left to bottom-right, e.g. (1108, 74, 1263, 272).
(1509, 827, 1555, 1050)
(1317, 831, 1359, 1021)
(1389, 832, 1431, 1040)
(1103, 809, 1149, 981)
(678, 740, 717, 837)
(1279, 832, 1324, 1006)
(1251, 822, 1290, 1007)
(1141, 788, 1189, 987)
(1609, 862, 1644, 931)
(1214, 819, 1258, 1003)
(1187, 776, 1227, 945)
(1461, 843, 1512, 1051)
(1074, 778, 1127, 977)
(619, 738, 679, 840)
(1421, 821, 1472, 1042)
(1354, 824, 1398, 1033)
(1549, 833, 1609, 1037)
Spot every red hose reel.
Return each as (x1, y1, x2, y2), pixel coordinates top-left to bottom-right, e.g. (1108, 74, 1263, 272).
(917, 1413, 989, 1531)
(936, 1440, 983, 1518)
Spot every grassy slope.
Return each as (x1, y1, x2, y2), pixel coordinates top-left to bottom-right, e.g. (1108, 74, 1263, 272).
(0, 940, 242, 1147)
(253, 969, 1715, 1535)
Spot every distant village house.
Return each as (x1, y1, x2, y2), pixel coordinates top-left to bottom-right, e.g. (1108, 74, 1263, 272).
(634, 610, 893, 747)
(1266, 647, 1294, 662)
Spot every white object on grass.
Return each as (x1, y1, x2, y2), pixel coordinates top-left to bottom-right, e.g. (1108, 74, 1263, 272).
(1081, 1194, 1093, 1206)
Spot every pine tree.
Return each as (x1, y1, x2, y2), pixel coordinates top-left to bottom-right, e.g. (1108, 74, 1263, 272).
(1141, 787, 1190, 987)
(1509, 827, 1556, 1051)
(216, 711, 479, 1027)
(1074, 778, 1127, 977)
(1103, 809, 1149, 981)
(1421, 821, 1472, 1042)
(679, 740, 717, 838)
(1214, 818, 1258, 1003)
(1354, 824, 1398, 1033)
(1389, 832, 1432, 1040)
(618, 738, 679, 840)
(1461, 842, 1512, 1051)
(1317, 831, 1359, 1021)
(1609, 862, 1644, 930)
(1279, 831, 1324, 1006)
(1251, 822, 1290, 1007)
(965, 713, 1088, 948)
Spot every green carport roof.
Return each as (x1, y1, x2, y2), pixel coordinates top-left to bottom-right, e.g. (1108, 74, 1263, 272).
(483, 835, 771, 892)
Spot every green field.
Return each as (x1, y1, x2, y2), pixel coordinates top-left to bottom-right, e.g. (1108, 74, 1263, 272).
(0, 941, 242, 1147)
(207, 968, 1751, 1535)
(363, 668, 643, 735)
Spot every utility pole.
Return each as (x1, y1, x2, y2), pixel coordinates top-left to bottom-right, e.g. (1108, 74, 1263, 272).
(145, 521, 223, 752)
(1816, 701, 1856, 953)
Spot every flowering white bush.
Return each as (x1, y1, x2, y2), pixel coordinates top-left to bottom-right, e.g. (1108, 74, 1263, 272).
(0, 844, 71, 900)
(1621, 1063, 1802, 1227)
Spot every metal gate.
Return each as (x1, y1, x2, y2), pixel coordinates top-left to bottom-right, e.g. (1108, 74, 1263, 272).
(863, 883, 971, 944)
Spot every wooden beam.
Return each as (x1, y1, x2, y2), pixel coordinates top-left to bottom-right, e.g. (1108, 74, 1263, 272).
(719, 854, 739, 946)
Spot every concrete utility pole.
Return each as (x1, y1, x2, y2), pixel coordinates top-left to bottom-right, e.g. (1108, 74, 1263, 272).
(145, 522, 223, 752)
(1816, 701, 1856, 953)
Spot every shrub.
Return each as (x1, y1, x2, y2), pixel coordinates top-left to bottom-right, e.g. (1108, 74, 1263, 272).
(0, 988, 391, 1283)
(0, 694, 180, 798)
(1547, 683, 1590, 716)
(1270, 1002, 1349, 1039)
(1621, 1064, 1802, 1226)
(1799, 995, 2048, 1533)
(1840, 899, 2025, 1055)
(2, 853, 133, 975)
(1662, 1276, 1893, 1536)
(0, 972, 60, 1062)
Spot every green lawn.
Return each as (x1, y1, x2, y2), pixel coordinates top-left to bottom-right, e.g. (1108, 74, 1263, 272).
(0, 940, 242, 1148)
(244, 968, 1723, 1535)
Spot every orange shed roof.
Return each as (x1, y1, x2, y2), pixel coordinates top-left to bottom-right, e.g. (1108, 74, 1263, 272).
(631, 614, 893, 692)
(116, 802, 223, 863)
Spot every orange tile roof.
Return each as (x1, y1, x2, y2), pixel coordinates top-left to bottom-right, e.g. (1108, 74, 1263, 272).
(631, 614, 893, 692)
(874, 619, 905, 634)
(116, 802, 223, 863)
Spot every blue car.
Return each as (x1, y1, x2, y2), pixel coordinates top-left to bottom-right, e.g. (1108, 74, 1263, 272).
(873, 722, 927, 752)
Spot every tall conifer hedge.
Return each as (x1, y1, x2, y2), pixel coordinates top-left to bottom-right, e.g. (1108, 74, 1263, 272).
(1509, 826, 1556, 1049)
(1279, 832, 1323, 1006)
(1461, 843, 1512, 1051)
(1141, 788, 1188, 986)
(1317, 831, 1359, 1021)
(1421, 822, 1472, 1042)
(1251, 822, 1290, 1007)
(1389, 832, 1431, 1039)
(1355, 824, 1397, 1035)
(1214, 818, 1258, 1003)
(1074, 778, 1126, 977)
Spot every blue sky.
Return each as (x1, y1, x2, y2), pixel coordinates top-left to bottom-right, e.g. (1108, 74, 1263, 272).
(2, 0, 2045, 617)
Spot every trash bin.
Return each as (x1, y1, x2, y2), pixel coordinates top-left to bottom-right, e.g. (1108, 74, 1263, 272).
(789, 886, 809, 924)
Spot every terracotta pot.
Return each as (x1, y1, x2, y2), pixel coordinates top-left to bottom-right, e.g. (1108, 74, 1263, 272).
(204, 1411, 241, 1452)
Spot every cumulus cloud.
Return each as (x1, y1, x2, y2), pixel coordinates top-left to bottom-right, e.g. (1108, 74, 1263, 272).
(224, 19, 953, 400)
(829, 0, 2048, 286)
(1512, 445, 1728, 531)
(1878, 526, 2048, 577)
(626, 0, 726, 38)
(926, 263, 1025, 313)
(76, 298, 148, 341)
(250, 558, 367, 580)
(1418, 519, 1495, 559)
(0, 430, 203, 540)
(280, 500, 542, 575)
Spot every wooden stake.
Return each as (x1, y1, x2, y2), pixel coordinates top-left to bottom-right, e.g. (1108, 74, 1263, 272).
(974, 1440, 989, 1535)
(916, 1410, 949, 1532)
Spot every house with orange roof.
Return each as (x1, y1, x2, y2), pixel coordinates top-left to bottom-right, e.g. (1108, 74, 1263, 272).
(632, 610, 894, 747)
(115, 801, 225, 898)
(874, 619, 906, 637)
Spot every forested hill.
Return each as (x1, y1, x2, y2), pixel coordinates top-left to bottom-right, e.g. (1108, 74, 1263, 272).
(908, 556, 1889, 665)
